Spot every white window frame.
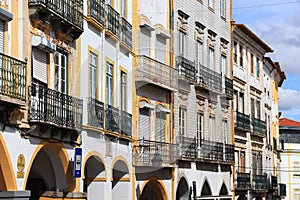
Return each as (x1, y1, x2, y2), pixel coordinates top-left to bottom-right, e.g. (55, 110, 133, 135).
(220, 0, 225, 17)
(209, 116, 215, 141)
(197, 113, 203, 145)
(106, 62, 113, 105)
(208, 47, 215, 70)
(55, 51, 68, 94)
(208, 0, 214, 8)
(121, 71, 127, 111)
(89, 52, 97, 99)
(179, 31, 186, 56)
(179, 107, 186, 136)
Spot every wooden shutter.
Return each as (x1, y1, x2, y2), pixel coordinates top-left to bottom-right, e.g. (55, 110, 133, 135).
(32, 47, 47, 83)
(0, 20, 4, 53)
(140, 28, 150, 57)
(139, 108, 150, 140)
(155, 109, 166, 142)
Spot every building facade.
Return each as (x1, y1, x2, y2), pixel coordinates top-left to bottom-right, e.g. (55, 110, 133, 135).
(279, 118, 300, 200)
(232, 24, 286, 200)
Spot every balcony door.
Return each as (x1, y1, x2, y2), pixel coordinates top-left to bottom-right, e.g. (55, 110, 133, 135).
(139, 106, 150, 140)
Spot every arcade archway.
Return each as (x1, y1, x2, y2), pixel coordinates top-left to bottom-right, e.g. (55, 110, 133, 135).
(139, 178, 168, 200)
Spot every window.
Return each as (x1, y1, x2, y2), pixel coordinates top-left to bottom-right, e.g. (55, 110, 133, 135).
(294, 191, 300, 200)
(209, 116, 215, 141)
(233, 42, 237, 63)
(208, 0, 214, 8)
(221, 55, 227, 76)
(89, 52, 97, 98)
(197, 113, 203, 145)
(106, 62, 113, 105)
(196, 41, 203, 66)
(222, 120, 227, 143)
(179, 31, 186, 56)
(220, 0, 225, 17)
(256, 58, 260, 77)
(156, 106, 166, 142)
(256, 100, 261, 119)
(0, 20, 4, 53)
(240, 151, 245, 172)
(251, 98, 255, 121)
(121, 71, 127, 111)
(156, 36, 166, 63)
(139, 107, 150, 140)
(121, 0, 126, 17)
(250, 53, 254, 74)
(208, 47, 214, 70)
(179, 108, 186, 136)
(293, 162, 300, 177)
(252, 154, 257, 175)
(239, 45, 243, 67)
(55, 51, 68, 93)
(257, 154, 262, 175)
(239, 93, 244, 113)
(140, 28, 151, 57)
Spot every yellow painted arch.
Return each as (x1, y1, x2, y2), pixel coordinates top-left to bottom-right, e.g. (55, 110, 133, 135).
(82, 151, 107, 179)
(0, 134, 17, 190)
(139, 176, 168, 200)
(24, 141, 74, 191)
(110, 156, 130, 181)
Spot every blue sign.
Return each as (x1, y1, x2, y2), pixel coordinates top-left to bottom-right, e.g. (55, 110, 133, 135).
(74, 148, 82, 178)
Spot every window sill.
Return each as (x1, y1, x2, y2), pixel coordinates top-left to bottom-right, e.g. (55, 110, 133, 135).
(208, 7, 215, 13)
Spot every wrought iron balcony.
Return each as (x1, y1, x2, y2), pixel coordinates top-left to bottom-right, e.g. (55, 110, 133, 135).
(105, 104, 120, 132)
(224, 76, 233, 99)
(236, 172, 251, 190)
(132, 139, 178, 167)
(195, 64, 222, 93)
(28, 0, 83, 39)
(135, 55, 178, 90)
(176, 56, 195, 82)
(121, 17, 132, 48)
(106, 4, 120, 37)
(279, 183, 286, 196)
(0, 53, 26, 102)
(253, 118, 267, 137)
(235, 111, 251, 132)
(178, 136, 197, 159)
(29, 82, 83, 130)
(121, 110, 132, 136)
(87, 97, 104, 128)
(87, 98, 132, 137)
(198, 139, 234, 163)
(253, 174, 268, 190)
(87, 0, 105, 26)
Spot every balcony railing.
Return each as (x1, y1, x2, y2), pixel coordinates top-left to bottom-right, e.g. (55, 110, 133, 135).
(279, 183, 286, 196)
(176, 56, 195, 82)
(253, 174, 268, 190)
(0, 53, 26, 102)
(88, 0, 105, 26)
(195, 64, 222, 93)
(132, 139, 178, 167)
(87, 97, 132, 137)
(178, 136, 197, 159)
(224, 76, 233, 99)
(87, 97, 104, 128)
(236, 172, 251, 190)
(28, 0, 83, 39)
(29, 82, 82, 130)
(106, 4, 120, 37)
(253, 118, 267, 137)
(271, 175, 278, 189)
(235, 111, 251, 131)
(135, 55, 178, 90)
(121, 17, 132, 48)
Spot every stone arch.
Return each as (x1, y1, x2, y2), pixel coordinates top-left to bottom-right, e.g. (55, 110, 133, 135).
(139, 177, 168, 200)
(219, 182, 228, 195)
(201, 179, 212, 196)
(112, 159, 130, 200)
(176, 176, 189, 200)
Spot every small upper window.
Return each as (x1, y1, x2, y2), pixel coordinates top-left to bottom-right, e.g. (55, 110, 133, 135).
(220, 0, 225, 17)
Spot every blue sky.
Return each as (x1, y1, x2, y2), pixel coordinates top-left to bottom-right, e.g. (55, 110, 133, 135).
(232, 0, 300, 121)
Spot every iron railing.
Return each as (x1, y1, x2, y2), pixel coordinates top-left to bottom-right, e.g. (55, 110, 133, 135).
(235, 111, 251, 131)
(28, 0, 83, 30)
(29, 82, 83, 130)
(224, 76, 233, 99)
(271, 175, 278, 189)
(178, 136, 197, 159)
(253, 174, 268, 190)
(0, 53, 26, 101)
(253, 118, 267, 137)
(121, 17, 132, 48)
(135, 55, 178, 90)
(106, 4, 120, 37)
(195, 64, 222, 93)
(87, 97, 104, 128)
(176, 56, 195, 82)
(279, 183, 286, 196)
(88, 0, 105, 26)
(132, 139, 178, 167)
(87, 98, 132, 137)
(236, 172, 251, 190)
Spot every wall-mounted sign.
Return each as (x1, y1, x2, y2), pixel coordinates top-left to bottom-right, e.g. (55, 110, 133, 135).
(74, 148, 82, 178)
(17, 154, 25, 178)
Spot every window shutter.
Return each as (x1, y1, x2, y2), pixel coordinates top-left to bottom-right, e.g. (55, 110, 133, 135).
(140, 28, 150, 57)
(155, 110, 166, 142)
(139, 108, 150, 140)
(32, 47, 47, 83)
(0, 20, 4, 53)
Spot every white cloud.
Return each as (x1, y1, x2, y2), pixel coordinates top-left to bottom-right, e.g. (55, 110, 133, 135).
(279, 88, 300, 111)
